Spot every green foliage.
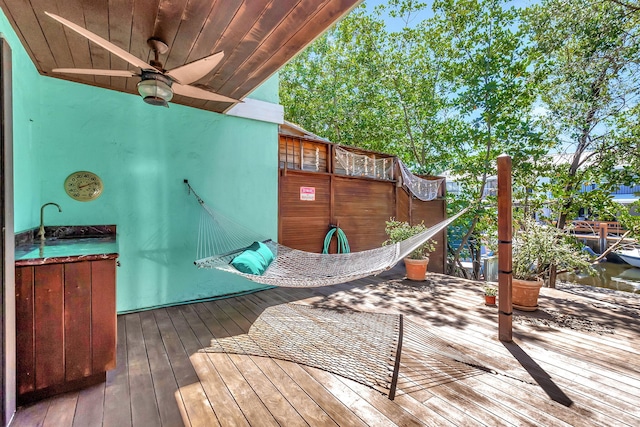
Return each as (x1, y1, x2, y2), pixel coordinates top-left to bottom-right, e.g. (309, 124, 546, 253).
(483, 286, 497, 296)
(524, 0, 640, 228)
(512, 217, 594, 281)
(280, 0, 640, 277)
(383, 219, 436, 259)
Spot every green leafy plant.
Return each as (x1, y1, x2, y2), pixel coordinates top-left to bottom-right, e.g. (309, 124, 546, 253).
(513, 217, 594, 281)
(383, 219, 436, 260)
(484, 286, 497, 296)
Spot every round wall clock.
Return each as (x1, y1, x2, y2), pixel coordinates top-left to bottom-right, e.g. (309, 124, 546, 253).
(64, 171, 103, 201)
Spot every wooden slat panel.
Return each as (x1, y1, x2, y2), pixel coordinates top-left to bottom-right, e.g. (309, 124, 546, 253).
(34, 264, 65, 390)
(107, 0, 136, 90)
(82, 0, 111, 86)
(200, 1, 282, 110)
(152, 0, 190, 57)
(226, 0, 360, 98)
(334, 176, 395, 252)
(0, 0, 56, 71)
(222, 0, 334, 96)
(182, 0, 243, 65)
(208, 0, 302, 90)
(162, 0, 219, 71)
(126, 0, 162, 93)
(26, 0, 74, 69)
(16, 266, 35, 395)
(53, 0, 96, 84)
(91, 259, 117, 372)
(396, 187, 410, 223)
(279, 137, 301, 169)
(64, 261, 92, 382)
(279, 172, 331, 252)
(0, 0, 360, 113)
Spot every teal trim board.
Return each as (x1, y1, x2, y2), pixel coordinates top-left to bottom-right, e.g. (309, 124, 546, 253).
(2, 10, 279, 312)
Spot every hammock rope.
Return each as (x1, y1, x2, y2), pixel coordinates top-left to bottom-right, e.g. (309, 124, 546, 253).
(185, 181, 467, 288)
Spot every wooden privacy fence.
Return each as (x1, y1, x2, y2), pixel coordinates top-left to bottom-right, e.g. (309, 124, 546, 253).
(278, 133, 448, 273)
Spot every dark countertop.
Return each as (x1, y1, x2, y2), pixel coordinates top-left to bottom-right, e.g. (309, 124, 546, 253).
(15, 225, 118, 266)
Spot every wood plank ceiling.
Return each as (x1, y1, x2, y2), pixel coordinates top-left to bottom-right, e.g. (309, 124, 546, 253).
(0, 0, 361, 113)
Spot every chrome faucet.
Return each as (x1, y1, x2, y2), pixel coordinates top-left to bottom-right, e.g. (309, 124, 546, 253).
(38, 202, 62, 242)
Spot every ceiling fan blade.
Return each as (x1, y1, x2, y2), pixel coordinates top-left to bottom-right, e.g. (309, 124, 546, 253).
(53, 68, 138, 77)
(172, 83, 240, 103)
(165, 51, 224, 85)
(45, 12, 153, 71)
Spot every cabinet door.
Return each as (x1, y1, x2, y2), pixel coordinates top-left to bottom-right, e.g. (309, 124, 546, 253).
(64, 261, 92, 381)
(15, 266, 34, 395)
(34, 264, 64, 390)
(91, 259, 116, 372)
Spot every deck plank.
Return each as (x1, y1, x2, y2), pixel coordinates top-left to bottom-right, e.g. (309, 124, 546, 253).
(10, 399, 50, 427)
(206, 300, 309, 426)
(137, 310, 183, 427)
(154, 308, 218, 427)
(71, 382, 105, 427)
(42, 392, 78, 427)
(10, 270, 640, 427)
(102, 315, 132, 427)
(124, 313, 162, 427)
(193, 303, 280, 427)
(174, 304, 249, 426)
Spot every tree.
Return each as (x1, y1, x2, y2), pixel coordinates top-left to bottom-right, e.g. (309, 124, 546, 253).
(280, 0, 551, 278)
(524, 0, 640, 286)
(525, 0, 640, 229)
(429, 0, 548, 276)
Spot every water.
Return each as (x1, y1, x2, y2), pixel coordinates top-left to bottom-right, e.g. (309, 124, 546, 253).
(559, 262, 640, 294)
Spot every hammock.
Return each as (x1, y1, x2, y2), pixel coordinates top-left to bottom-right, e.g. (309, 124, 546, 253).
(397, 160, 445, 202)
(334, 146, 444, 201)
(187, 181, 466, 288)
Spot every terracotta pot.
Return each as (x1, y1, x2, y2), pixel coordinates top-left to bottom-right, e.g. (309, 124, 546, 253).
(404, 257, 429, 281)
(512, 278, 543, 311)
(484, 295, 496, 305)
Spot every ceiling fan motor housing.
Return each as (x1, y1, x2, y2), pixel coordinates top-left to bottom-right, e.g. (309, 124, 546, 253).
(137, 71, 174, 107)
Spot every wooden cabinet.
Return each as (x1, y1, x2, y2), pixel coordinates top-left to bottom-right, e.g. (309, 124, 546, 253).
(15, 259, 116, 404)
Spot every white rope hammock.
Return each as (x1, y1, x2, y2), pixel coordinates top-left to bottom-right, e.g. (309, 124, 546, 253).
(334, 146, 444, 201)
(187, 182, 466, 288)
(398, 160, 445, 202)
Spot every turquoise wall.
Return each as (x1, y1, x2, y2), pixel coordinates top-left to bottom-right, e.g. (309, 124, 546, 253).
(2, 10, 279, 312)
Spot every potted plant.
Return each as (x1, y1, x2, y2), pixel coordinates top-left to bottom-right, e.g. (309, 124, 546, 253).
(483, 286, 497, 305)
(384, 219, 436, 281)
(512, 217, 593, 311)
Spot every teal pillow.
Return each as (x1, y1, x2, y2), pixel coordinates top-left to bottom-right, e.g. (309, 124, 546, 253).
(251, 241, 275, 266)
(231, 242, 274, 275)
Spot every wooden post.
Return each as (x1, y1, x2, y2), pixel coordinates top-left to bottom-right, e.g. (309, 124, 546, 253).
(497, 154, 513, 342)
(599, 223, 607, 254)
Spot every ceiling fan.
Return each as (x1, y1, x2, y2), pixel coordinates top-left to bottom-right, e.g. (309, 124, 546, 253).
(45, 12, 240, 108)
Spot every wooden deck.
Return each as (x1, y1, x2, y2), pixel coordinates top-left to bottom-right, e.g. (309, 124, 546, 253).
(10, 267, 640, 426)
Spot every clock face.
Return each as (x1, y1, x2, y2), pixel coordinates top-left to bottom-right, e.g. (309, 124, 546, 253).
(64, 171, 103, 201)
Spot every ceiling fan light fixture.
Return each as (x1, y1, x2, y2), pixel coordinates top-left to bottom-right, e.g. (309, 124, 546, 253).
(137, 72, 173, 107)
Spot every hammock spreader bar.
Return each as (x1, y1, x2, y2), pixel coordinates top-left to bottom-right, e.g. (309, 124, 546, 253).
(185, 180, 468, 288)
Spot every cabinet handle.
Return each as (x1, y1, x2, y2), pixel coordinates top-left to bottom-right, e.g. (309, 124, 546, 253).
(116, 261, 121, 267)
